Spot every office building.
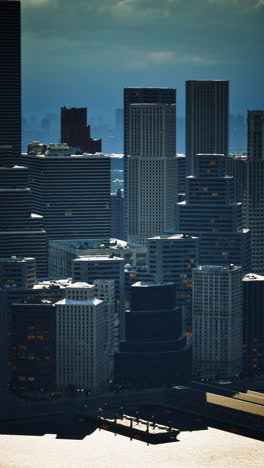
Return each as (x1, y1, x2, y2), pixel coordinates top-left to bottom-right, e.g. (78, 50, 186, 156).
(0, 0, 21, 166)
(126, 90, 177, 245)
(0, 256, 36, 289)
(176, 154, 186, 195)
(245, 110, 264, 273)
(111, 189, 124, 240)
(55, 282, 108, 391)
(148, 234, 199, 334)
(242, 273, 264, 376)
(72, 255, 125, 341)
(21, 146, 111, 240)
(176, 153, 250, 271)
(11, 301, 56, 392)
(186, 80, 229, 174)
(192, 265, 243, 379)
(124, 88, 176, 240)
(225, 154, 247, 205)
(93, 279, 115, 375)
(0, 2, 48, 279)
(247, 110, 264, 160)
(115, 282, 192, 386)
(61, 107, 101, 154)
(48, 238, 146, 279)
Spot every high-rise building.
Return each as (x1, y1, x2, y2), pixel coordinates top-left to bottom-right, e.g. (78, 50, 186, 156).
(0, 1, 48, 279)
(147, 234, 199, 333)
(55, 282, 108, 391)
(0, 256, 36, 289)
(176, 154, 250, 271)
(245, 110, 264, 274)
(124, 88, 176, 240)
(72, 255, 125, 341)
(93, 279, 115, 375)
(61, 107, 101, 154)
(126, 90, 177, 245)
(11, 301, 56, 392)
(247, 111, 264, 160)
(242, 273, 264, 376)
(186, 81, 229, 174)
(192, 265, 243, 379)
(115, 282, 192, 386)
(0, 0, 21, 166)
(111, 189, 124, 240)
(21, 145, 111, 241)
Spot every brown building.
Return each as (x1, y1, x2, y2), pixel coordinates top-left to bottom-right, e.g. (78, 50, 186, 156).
(61, 107, 101, 154)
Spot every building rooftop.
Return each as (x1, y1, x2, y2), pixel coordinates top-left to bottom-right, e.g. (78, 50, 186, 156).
(55, 298, 102, 306)
(149, 234, 198, 241)
(33, 279, 72, 290)
(73, 255, 124, 262)
(67, 282, 94, 289)
(0, 256, 35, 263)
(49, 238, 141, 250)
(195, 264, 241, 272)
(132, 281, 175, 288)
(243, 273, 264, 282)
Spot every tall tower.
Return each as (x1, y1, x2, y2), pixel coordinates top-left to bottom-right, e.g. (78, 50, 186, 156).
(245, 110, 264, 274)
(124, 88, 176, 240)
(186, 81, 229, 173)
(247, 110, 264, 160)
(192, 264, 243, 379)
(176, 153, 250, 271)
(0, 1, 48, 278)
(0, 0, 21, 166)
(61, 107, 101, 154)
(125, 89, 177, 245)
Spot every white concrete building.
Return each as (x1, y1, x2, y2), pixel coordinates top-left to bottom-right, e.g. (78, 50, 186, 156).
(55, 282, 108, 391)
(127, 102, 177, 246)
(192, 265, 243, 379)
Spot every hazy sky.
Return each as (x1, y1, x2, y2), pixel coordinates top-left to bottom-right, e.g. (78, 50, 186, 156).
(21, 0, 264, 121)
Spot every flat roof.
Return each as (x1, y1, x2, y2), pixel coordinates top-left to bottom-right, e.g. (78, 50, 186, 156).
(55, 298, 102, 306)
(74, 255, 124, 262)
(243, 273, 264, 281)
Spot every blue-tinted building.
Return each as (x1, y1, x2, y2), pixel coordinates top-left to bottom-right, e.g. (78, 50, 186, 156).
(175, 154, 250, 271)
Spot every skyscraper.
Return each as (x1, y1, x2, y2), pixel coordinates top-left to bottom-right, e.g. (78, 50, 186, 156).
(176, 153, 250, 271)
(0, 1, 48, 278)
(245, 110, 264, 274)
(247, 110, 264, 159)
(0, 0, 21, 166)
(242, 273, 264, 376)
(61, 107, 101, 154)
(21, 145, 111, 241)
(192, 264, 243, 379)
(56, 283, 109, 391)
(124, 88, 176, 240)
(186, 81, 229, 173)
(125, 89, 177, 245)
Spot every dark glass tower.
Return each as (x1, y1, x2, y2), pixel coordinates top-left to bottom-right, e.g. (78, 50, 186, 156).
(115, 282, 192, 386)
(61, 107, 101, 154)
(0, 0, 21, 166)
(0, 1, 48, 278)
(186, 81, 229, 174)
